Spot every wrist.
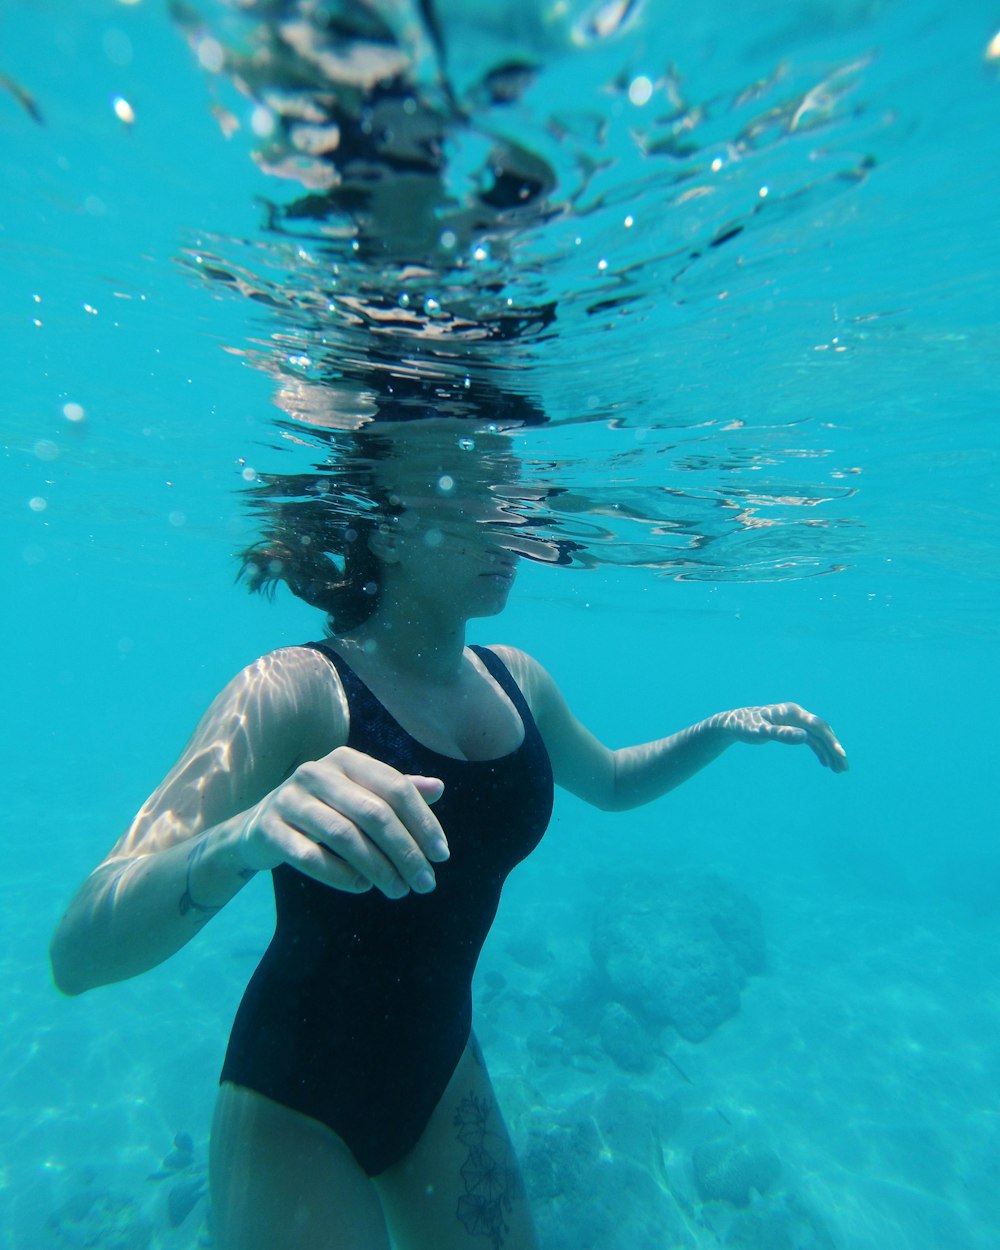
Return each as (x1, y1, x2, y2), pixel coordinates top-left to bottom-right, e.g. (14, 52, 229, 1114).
(699, 713, 735, 745)
(182, 823, 257, 917)
(232, 802, 273, 874)
(179, 842, 222, 917)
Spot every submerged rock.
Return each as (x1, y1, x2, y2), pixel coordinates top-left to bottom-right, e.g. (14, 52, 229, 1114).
(692, 1136, 782, 1207)
(167, 1175, 207, 1228)
(526, 1028, 563, 1069)
(591, 872, 766, 1042)
(598, 1002, 657, 1074)
(725, 1192, 837, 1250)
(580, 1084, 682, 1175)
(48, 1187, 152, 1250)
(522, 1096, 694, 1250)
(504, 933, 554, 969)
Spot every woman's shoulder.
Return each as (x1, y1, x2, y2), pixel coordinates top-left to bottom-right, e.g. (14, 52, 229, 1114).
(235, 641, 342, 689)
(214, 642, 349, 740)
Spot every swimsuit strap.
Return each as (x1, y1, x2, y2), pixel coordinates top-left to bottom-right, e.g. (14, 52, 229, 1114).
(302, 640, 374, 713)
(468, 644, 537, 736)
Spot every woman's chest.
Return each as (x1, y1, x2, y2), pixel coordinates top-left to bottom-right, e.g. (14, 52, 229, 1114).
(380, 676, 523, 761)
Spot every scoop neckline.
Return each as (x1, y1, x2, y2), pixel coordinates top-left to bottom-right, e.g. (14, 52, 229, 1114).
(314, 642, 528, 765)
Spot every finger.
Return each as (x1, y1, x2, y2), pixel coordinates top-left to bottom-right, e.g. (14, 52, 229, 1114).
(291, 794, 413, 898)
(409, 774, 446, 805)
(804, 732, 835, 770)
(292, 840, 376, 894)
(820, 734, 849, 772)
(251, 810, 377, 894)
(307, 767, 442, 894)
(763, 706, 847, 771)
(332, 748, 450, 861)
(790, 711, 848, 772)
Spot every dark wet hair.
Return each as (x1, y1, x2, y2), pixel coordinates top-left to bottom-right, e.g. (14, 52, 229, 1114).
(240, 516, 381, 633)
(239, 458, 407, 634)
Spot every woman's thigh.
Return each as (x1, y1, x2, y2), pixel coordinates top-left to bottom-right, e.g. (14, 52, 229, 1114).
(374, 1038, 539, 1250)
(210, 1082, 391, 1250)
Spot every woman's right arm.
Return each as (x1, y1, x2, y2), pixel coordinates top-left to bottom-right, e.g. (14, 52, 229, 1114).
(50, 647, 448, 995)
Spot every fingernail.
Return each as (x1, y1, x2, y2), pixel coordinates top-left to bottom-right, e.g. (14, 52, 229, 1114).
(430, 839, 450, 861)
(414, 868, 436, 893)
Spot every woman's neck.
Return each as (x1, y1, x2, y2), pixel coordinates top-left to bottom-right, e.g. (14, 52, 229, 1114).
(344, 600, 468, 684)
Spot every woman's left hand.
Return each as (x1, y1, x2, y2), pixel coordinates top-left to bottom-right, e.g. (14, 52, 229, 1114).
(710, 703, 849, 772)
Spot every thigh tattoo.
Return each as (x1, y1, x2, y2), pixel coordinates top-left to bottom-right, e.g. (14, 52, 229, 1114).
(453, 1092, 523, 1250)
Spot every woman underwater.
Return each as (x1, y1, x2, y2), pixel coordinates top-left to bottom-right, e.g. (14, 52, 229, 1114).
(50, 424, 848, 1250)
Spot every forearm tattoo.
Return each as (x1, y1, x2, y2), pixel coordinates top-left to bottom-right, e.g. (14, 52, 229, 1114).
(178, 839, 220, 921)
(178, 836, 256, 921)
(176, 835, 223, 925)
(454, 1092, 523, 1250)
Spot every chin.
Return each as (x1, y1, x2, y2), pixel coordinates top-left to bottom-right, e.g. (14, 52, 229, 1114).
(472, 582, 514, 617)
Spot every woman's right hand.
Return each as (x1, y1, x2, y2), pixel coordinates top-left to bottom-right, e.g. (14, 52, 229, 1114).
(237, 746, 449, 899)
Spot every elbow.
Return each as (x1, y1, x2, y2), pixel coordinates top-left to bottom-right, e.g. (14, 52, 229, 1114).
(600, 753, 626, 812)
(595, 792, 631, 813)
(49, 926, 94, 997)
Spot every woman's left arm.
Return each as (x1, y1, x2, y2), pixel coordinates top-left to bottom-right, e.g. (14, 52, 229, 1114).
(493, 648, 848, 812)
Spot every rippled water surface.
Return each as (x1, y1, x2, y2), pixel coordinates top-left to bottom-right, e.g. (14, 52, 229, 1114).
(6, 0, 998, 620)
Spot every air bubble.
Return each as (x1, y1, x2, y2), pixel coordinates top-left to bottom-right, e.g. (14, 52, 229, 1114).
(63, 402, 86, 423)
(436, 475, 455, 494)
(196, 36, 224, 72)
(458, 437, 475, 451)
(251, 106, 275, 137)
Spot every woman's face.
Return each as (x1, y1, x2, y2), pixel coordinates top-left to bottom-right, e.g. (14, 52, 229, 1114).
(364, 428, 532, 614)
(377, 481, 521, 618)
(362, 422, 563, 618)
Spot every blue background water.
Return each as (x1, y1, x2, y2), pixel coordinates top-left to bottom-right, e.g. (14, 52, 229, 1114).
(3, 1, 999, 1247)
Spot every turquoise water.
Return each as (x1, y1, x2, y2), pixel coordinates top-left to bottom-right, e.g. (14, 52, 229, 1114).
(4, 1, 999, 1247)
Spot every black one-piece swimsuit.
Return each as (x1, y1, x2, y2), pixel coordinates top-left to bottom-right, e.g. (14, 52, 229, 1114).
(220, 643, 553, 1176)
